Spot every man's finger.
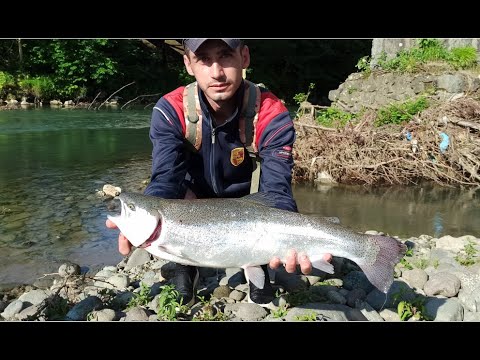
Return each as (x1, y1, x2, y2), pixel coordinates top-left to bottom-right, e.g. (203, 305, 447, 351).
(105, 219, 118, 229)
(298, 252, 312, 275)
(285, 249, 297, 273)
(323, 253, 333, 263)
(118, 233, 132, 256)
(269, 257, 282, 269)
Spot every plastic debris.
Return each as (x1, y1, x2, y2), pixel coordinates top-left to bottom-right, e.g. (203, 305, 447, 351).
(439, 132, 449, 154)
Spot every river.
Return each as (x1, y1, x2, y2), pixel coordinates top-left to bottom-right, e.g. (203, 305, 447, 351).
(0, 107, 479, 285)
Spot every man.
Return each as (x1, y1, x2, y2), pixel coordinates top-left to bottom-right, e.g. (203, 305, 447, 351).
(107, 39, 329, 307)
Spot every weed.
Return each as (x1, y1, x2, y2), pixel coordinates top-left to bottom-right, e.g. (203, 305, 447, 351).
(294, 311, 319, 321)
(156, 284, 189, 321)
(397, 297, 429, 321)
(271, 305, 289, 319)
(415, 258, 429, 270)
(375, 97, 429, 126)
(293, 83, 315, 106)
(432, 259, 440, 269)
(127, 282, 152, 309)
(316, 107, 356, 128)
(355, 56, 371, 73)
(400, 257, 414, 270)
(373, 38, 478, 73)
(454, 240, 478, 267)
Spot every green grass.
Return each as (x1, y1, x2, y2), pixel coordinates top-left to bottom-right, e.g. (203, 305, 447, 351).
(375, 97, 429, 126)
(357, 38, 478, 74)
(454, 241, 478, 267)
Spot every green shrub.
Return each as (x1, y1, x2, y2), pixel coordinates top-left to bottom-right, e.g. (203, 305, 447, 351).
(375, 97, 429, 126)
(448, 46, 478, 69)
(316, 107, 356, 128)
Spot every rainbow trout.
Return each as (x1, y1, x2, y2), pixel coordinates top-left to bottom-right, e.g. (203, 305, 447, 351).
(107, 192, 407, 293)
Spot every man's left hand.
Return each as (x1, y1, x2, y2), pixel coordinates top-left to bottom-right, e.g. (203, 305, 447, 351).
(269, 250, 332, 275)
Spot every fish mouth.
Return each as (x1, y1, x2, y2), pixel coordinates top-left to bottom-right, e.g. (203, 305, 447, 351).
(138, 220, 162, 249)
(107, 198, 160, 247)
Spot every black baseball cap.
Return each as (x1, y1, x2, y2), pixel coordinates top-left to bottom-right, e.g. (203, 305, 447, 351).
(183, 39, 241, 52)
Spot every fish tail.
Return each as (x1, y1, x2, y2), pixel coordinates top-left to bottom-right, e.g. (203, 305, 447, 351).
(358, 235, 407, 294)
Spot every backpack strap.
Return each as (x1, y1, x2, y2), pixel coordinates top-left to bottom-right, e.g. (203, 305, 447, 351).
(238, 80, 262, 194)
(183, 82, 203, 151)
(239, 80, 261, 154)
(183, 80, 263, 194)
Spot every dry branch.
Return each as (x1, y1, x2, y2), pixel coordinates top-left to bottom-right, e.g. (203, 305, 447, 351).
(98, 81, 135, 110)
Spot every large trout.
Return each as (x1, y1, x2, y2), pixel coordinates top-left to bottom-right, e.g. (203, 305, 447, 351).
(107, 192, 406, 293)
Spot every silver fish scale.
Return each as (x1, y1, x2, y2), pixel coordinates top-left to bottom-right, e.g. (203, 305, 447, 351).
(152, 197, 377, 268)
(115, 193, 406, 293)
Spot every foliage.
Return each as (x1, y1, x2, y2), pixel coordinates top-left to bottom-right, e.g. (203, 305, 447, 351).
(399, 246, 414, 269)
(156, 284, 189, 321)
(127, 282, 153, 309)
(375, 97, 429, 126)
(293, 82, 315, 105)
(0, 39, 372, 104)
(192, 295, 229, 321)
(294, 311, 319, 321)
(356, 55, 372, 76)
(448, 46, 478, 70)
(397, 297, 429, 321)
(454, 240, 478, 266)
(271, 304, 289, 318)
(18, 76, 55, 101)
(370, 39, 478, 73)
(0, 71, 16, 98)
(316, 107, 356, 128)
(24, 39, 118, 99)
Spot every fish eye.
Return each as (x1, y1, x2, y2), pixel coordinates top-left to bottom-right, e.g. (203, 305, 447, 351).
(127, 203, 136, 211)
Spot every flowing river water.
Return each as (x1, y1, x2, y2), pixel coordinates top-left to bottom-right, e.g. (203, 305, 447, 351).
(0, 107, 479, 285)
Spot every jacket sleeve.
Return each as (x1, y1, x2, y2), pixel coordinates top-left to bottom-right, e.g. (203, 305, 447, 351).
(257, 111, 298, 212)
(143, 98, 189, 199)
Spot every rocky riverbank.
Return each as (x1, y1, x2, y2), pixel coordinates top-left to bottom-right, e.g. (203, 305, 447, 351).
(1, 232, 479, 321)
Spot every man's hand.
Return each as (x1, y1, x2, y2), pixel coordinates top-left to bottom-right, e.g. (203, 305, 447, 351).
(269, 250, 332, 275)
(105, 219, 132, 256)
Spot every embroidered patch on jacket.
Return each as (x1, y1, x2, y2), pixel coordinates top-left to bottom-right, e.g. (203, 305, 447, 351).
(230, 147, 245, 166)
(273, 146, 292, 160)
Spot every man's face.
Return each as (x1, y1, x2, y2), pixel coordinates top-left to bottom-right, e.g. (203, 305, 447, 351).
(183, 40, 250, 104)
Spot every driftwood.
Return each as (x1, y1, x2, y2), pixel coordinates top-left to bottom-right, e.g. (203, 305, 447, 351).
(449, 118, 480, 132)
(293, 97, 480, 187)
(87, 92, 102, 110)
(98, 81, 135, 110)
(121, 93, 162, 110)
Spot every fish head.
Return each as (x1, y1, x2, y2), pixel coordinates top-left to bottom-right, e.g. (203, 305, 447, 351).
(107, 192, 161, 247)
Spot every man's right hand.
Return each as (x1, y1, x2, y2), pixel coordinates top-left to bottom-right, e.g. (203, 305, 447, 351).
(106, 219, 132, 256)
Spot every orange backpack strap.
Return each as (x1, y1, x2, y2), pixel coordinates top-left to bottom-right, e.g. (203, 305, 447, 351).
(183, 82, 203, 151)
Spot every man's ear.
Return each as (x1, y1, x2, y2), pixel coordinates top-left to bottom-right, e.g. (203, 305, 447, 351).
(183, 54, 194, 76)
(241, 45, 251, 69)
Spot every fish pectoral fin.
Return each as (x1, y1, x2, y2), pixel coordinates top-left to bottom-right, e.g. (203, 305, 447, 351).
(311, 256, 334, 274)
(243, 265, 265, 289)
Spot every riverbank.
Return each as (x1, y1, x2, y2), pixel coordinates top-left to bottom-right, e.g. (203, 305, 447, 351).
(2, 232, 479, 321)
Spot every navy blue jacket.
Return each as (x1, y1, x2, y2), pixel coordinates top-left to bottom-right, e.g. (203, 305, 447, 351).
(144, 80, 298, 212)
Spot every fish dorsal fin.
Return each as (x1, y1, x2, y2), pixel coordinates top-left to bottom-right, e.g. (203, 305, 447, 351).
(238, 192, 277, 208)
